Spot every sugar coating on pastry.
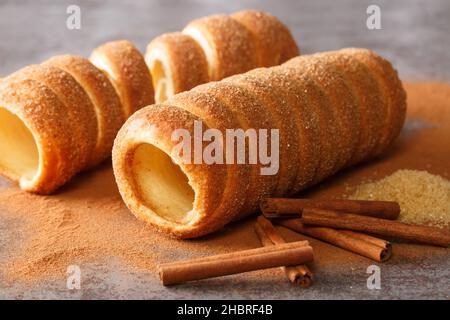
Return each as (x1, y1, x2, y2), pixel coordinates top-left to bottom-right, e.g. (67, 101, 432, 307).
(319, 51, 385, 163)
(196, 81, 277, 216)
(231, 10, 299, 67)
(0, 78, 78, 194)
(145, 32, 209, 103)
(90, 40, 154, 118)
(167, 89, 249, 224)
(224, 73, 299, 197)
(247, 67, 320, 193)
(280, 66, 338, 185)
(6, 64, 98, 171)
(113, 48, 406, 238)
(283, 55, 359, 172)
(340, 48, 406, 157)
(45, 55, 125, 167)
(183, 14, 258, 81)
(112, 104, 228, 238)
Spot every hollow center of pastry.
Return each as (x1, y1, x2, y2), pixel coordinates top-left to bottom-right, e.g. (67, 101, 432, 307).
(151, 59, 169, 103)
(132, 143, 195, 223)
(0, 108, 39, 181)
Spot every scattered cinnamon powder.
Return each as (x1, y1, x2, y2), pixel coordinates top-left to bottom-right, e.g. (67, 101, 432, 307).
(0, 82, 449, 286)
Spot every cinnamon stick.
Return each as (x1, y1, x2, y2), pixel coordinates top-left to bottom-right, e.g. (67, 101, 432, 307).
(261, 198, 400, 220)
(301, 208, 450, 247)
(255, 216, 314, 287)
(278, 219, 392, 262)
(158, 241, 314, 285)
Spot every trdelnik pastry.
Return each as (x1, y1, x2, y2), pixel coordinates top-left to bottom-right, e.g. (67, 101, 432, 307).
(112, 48, 407, 238)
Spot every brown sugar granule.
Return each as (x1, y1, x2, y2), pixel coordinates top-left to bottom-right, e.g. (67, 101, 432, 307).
(350, 169, 450, 228)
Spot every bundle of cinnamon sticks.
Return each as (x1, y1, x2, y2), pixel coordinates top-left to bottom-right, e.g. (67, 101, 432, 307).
(158, 198, 449, 287)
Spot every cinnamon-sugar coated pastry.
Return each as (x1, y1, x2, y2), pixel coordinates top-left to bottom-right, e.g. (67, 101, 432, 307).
(223, 73, 299, 197)
(183, 14, 257, 81)
(145, 33, 209, 103)
(0, 50, 132, 193)
(112, 105, 227, 238)
(90, 40, 154, 118)
(5, 64, 98, 172)
(166, 90, 248, 229)
(0, 79, 79, 194)
(145, 10, 299, 102)
(113, 48, 406, 238)
(46, 55, 124, 168)
(231, 10, 299, 66)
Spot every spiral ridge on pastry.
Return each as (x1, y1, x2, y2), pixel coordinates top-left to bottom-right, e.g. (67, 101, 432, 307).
(0, 41, 153, 193)
(145, 10, 299, 103)
(113, 48, 407, 238)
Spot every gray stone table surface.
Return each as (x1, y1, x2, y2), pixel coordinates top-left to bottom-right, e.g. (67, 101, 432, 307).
(0, 0, 449, 299)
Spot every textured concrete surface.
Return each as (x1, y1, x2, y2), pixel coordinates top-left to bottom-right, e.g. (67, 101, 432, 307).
(0, 0, 449, 299)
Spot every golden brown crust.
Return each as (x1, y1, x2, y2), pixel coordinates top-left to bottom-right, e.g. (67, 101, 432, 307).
(112, 104, 227, 238)
(312, 52, 362, 167)
(280, 65, 338, 185)
(167, 89, 249, 224)
(90, 40, 154, 118)
(223, 73, 299, 197)
(6, 64, 98, 171)
(0, 78, 78, 194)
(183, 14, 258, 81)
(45, 55, 125, 167)
(195, 81, 277, 217)
(341, 48, 406, 157)
(318, 50, 385, 164)
(112, 48, 406, 238)
(247, 67, 320, 193)
(283, 55, 359, 172)
(145, 32, 209, 100)
(231, 10, 299, 67)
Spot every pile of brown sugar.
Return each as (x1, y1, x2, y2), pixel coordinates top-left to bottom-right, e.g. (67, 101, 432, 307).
(0, 81, 449, 286)
(350, 169, 450, 228)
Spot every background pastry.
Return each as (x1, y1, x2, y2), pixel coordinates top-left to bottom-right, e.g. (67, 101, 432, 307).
(145, 10, 299, 103)
(90, 40, 155, 118)
(145, 33, 209, 103)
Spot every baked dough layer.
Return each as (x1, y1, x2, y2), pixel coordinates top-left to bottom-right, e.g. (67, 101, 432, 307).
(145, 32, 209, 103)
(145, 10, 299, 102)
(0, 78, 79, 193)
(112, 105, 227, 238)
(46, 55, 124, 168)
(90, 40, 154, 118)
(113, 48, 407, 238)
(0, 107, 38, 183)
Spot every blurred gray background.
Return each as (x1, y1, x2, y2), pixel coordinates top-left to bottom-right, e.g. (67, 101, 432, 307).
(0, 0, 449, 80)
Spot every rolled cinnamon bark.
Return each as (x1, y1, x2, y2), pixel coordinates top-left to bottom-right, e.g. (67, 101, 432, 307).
(255, 216, 314, 286)
(300, 208, 450, 247)
(158, 240, 313, 285)
(278, 218, 392, 262)
(261, 198, 400, 220)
